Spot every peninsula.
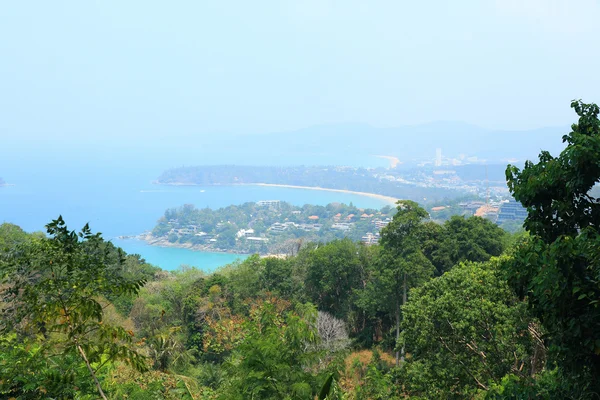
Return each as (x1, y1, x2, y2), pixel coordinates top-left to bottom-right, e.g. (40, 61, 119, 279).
(146, 201, 397, 254)
(374, 155, 401, 168)
(155, 165, 466, 204)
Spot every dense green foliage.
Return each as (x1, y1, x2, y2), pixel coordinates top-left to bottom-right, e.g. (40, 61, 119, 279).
(0, 212, 509, 399)
(1, 101, 599, 399)
(400, 258, 538, 398)
(503, 100, 600, 396)
(0, 218, 150, 399)
(0, 222, 32, 251)
(424, 215, 508, 275)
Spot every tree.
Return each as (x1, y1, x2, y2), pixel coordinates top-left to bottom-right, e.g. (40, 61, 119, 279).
(424, 216, 507, 275)
(301, 239, 364, 320)
(507, 101, 600, 242)
(316, 311, 350, 353)
(0, 222, 31, 252)
(217, 224, 237, 248)
(261, 256, 298, 298)
(224, 255, 263, 313)
(359, 200, 434, 365)
(400, 258, 537, 398)
(147, 328, 194, 372)
(0, 217, 147, 399)
(218, 300, 326, 399)
(505, 100, 600, 394)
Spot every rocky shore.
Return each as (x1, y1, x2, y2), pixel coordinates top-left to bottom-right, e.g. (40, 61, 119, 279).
(123, 233, 251, 255)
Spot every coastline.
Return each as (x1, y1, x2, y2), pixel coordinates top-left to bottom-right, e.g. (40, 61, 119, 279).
(133, 233, 250, 255)
(247, 183, 399, 205)
(154, 181, 400, 205)
(374, 155, 401, 168)
(121, 234, 284, 259)
(138, 181, 399, 256)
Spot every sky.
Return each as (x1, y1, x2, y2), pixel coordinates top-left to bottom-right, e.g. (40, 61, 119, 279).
(1, 0, 599, 145)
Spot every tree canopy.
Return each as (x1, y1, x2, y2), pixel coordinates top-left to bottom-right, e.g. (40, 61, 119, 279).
(0, 217, 147, 399)
(505, 100, 600, 394)
(1, 101, 599, 399)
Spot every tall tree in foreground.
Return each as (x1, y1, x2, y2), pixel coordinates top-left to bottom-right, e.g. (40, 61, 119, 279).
(400, 258, 537, 398)
(0, 217, 147, 399)
(360, 200, 434, 365)
(505, 100, 600, 395)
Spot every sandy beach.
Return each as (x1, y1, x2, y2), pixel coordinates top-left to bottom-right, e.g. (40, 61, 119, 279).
(249, 183, 399, 205)
(374, 155, 401, 168)
(155, 180, 400, 205)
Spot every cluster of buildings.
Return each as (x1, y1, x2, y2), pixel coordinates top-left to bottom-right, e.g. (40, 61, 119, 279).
(256, 200, 280, 208)
(361, 232, 381, 245)
(371, 148, 517, 201)
(264, 209, 393, 246)
(165, 222, 219, 243)
(423, 147, 485, 168)
(236, 228, 270, 243)
(269, 221, 322, 232)
(495, 199, 528, 224)
(457, 199, 527, 224)
(158, 200, 399, 251)
(358, 215, 390, 245)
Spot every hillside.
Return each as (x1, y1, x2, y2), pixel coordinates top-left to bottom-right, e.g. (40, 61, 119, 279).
(148, 201, 396, 254)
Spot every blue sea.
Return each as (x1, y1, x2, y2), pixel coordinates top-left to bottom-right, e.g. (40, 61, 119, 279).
(0, 148, 390, 272)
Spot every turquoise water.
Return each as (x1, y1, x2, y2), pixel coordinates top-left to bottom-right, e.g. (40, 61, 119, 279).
(111, 238, 249, 272)
(0, 159, 391, 271)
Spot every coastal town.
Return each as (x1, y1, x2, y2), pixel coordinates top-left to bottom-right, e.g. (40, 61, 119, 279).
(140, 193, 528, 255)
(155, 151, 517, 210)
(144, 200, 397, 254)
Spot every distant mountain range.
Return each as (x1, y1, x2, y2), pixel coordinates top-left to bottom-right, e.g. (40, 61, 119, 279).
(176, 121, 568, 167)
(29, 121, 566, 171)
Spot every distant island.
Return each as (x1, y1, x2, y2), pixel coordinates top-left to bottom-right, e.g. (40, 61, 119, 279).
(0, 177, 4, 186)
(144, 201, 397, 254)
(155, 165, 472, 204)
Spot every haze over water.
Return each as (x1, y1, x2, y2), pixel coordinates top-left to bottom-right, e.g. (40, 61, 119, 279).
(0, 153, 390, 271)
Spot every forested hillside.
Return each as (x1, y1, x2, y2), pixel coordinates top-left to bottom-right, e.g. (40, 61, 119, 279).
(1, 101, 599, 399)
(150, 202, 397, 254)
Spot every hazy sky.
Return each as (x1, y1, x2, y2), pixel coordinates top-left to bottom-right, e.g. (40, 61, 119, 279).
(1, 0, 599, 142)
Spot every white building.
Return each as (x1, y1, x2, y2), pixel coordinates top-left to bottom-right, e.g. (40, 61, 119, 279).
(331, 223, 353, 231)
(257, 200, 280, 207)
(247, 237, 269, 242)
(236, 228, 255, 238)
(361, 232, 380, 245)
(435, 148, 442, 167)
